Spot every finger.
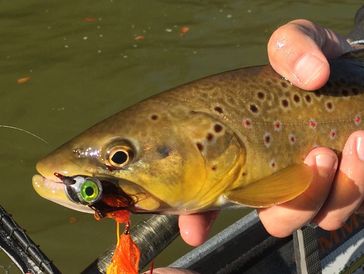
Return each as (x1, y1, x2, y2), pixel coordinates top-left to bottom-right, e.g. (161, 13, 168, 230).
(178, 211, 218, 246)
(144, 268, 199, 274)
(268, 19, 351, 90)
(258, 148, 338, 237)
(313, 131, 364, 230)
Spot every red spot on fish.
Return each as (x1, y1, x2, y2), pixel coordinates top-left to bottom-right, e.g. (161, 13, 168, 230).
(273, 120, 282, 131)
(354, 114, 361, 126)
(242, 118, 252, 129)
(308, 119, 317, 129)
(329, 129, 337, 140)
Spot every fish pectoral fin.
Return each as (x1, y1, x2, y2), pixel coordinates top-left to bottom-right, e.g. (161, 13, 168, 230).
(225, 164, 313, 208)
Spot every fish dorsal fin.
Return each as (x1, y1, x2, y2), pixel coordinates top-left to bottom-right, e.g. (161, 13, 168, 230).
(225, 164, 313, 208)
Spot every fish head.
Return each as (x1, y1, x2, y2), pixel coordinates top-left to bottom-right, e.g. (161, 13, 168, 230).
(33, 99, 245, 215)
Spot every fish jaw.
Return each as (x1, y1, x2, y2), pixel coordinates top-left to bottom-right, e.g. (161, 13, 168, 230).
(33, 150, 166, 214)
(32, 141, 99, 213)
(32, 174, 94, 213)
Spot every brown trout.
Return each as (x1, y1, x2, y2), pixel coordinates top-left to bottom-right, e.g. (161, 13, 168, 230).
(32, 50, 364, 215)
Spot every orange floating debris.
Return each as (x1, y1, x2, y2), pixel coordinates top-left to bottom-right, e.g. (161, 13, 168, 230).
(180, 26, 190, 35)
(83, 17, 97, 22)
(68, 216, 78, 224)
(134, 35, 145, 41)
(17, 76, 31, 84)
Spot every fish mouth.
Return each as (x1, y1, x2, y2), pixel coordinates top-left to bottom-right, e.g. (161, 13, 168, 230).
(32, 174, 94, 213)
(32, 173, 166, 216)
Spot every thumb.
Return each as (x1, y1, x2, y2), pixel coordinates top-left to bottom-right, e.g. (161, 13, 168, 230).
(267, 19, 351, 90)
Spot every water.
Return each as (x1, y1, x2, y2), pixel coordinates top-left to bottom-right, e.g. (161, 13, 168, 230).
(0, 1, 360, 273)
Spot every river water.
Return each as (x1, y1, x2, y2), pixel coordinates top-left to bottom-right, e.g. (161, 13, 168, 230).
(0, 1, 360, 273)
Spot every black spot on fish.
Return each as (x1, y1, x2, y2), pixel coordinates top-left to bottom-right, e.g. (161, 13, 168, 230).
(150, 114, 159, 121)
(293, 94, 300, 103)
(257, 91, 265, 100)
(214, 124, 223, 133)
(214, 106, 224, 114)
(206, 133, 214, 142)
(196, 142, 204, 151)
(281, 81, 288, 88)
(305, 95, 312, 103)
(281, 99, 289, 108)
(249, 104, 258, 113)
(326, 101, 333, 110)
(211, 165, 217, 171)
(157, 146, 170, 158)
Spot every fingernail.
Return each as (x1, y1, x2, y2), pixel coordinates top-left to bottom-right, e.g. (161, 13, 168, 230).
(294, 53, 324, 86)
(315, 153, 338, 178)
(356, 136, 364, 161)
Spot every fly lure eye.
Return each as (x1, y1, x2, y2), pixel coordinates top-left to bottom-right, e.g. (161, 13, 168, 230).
(107, 146, 134, 168)
(79, 179, 102, 204)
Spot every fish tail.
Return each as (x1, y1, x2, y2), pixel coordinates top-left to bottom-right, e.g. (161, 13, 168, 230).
(347, 5, 364, 46)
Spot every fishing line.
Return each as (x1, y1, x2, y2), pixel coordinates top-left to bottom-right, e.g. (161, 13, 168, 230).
(0, 125, 48, 144)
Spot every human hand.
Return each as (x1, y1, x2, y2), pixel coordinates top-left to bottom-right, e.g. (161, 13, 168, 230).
(178, 19, 361, 247)
(260, 19, 363, 236)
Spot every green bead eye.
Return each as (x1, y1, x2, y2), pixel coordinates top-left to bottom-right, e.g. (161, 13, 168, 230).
(80, 179, 101, 204)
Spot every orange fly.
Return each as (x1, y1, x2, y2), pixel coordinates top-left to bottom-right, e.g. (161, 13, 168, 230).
(105, 210, 140, 274)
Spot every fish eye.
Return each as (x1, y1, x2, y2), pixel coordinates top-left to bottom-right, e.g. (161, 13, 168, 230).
(79, 178, 102, 204)
(107, 145, 134, 168)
